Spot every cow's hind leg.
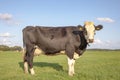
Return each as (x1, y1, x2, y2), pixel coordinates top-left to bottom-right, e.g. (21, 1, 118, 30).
(23, 49, 29, 74)
(24, 61, 29, 74)
(28, 47, 35, 75)
(24, 46, 35, 75)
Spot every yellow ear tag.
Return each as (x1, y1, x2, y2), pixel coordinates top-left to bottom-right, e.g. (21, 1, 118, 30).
(79, 27, 83, 31)
(96, 27, 100, 30)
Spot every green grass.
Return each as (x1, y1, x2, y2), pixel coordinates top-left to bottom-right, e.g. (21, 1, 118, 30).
(0, 51, 120, 80)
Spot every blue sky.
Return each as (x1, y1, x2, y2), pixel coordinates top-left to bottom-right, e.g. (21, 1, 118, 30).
(0, 0, 120, 49)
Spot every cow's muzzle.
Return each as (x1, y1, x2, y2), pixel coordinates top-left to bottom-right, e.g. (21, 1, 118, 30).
(89, 39, 94, 43)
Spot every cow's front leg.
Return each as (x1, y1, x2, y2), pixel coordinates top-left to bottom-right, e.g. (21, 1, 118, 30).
(68, 57, 75, 76)
(24, 54, 35, 75)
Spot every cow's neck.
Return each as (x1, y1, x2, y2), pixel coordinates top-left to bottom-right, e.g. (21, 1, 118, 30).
(79, 31, 88, 50)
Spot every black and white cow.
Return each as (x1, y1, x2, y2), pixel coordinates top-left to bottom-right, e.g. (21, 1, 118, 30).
(22, 22, 103, 76)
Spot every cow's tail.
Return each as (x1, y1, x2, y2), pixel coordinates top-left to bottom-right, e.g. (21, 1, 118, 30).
(22, 28, 27, 61)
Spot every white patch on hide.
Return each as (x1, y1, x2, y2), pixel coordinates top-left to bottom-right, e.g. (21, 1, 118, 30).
(34, 46, 44, 56)
(73, 52, 79, 59)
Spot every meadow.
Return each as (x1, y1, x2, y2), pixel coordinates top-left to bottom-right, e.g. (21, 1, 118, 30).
(0, 50, 120, 80)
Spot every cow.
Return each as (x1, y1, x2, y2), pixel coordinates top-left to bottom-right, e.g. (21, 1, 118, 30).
(22, 21, 103, 76)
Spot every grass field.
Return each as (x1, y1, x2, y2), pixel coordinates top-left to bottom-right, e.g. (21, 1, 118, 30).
(0, 51, 120, 80)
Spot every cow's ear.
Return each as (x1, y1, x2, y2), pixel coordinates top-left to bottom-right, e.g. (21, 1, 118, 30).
(95, 25, 103, 31)
(78, 25, 83, 31)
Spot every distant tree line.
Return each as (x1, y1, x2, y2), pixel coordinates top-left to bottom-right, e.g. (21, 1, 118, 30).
(0, 45, 22, 51)
(87, 49, 120, 51)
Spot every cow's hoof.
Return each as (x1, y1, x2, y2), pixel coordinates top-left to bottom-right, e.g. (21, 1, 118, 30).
(69, 72, 74, 76)
(30, 71, 35, 75)
(69, 74, 74, 76)
(31, 72, 35, 75)
(30, 68, 35, 75)
(24, 69, 29, 74)
(24, 71, 28, 74)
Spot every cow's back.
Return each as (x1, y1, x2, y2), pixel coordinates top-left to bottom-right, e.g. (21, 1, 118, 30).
(36, 26, 78, 38)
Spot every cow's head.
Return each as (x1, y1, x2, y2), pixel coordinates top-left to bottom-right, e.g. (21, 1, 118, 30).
(78, 21, 103, 43)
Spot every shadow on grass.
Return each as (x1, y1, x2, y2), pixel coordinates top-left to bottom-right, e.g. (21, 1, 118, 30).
(19, 62, 63, 71)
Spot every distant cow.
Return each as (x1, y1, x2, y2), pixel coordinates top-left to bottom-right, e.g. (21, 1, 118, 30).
(22, 22, 103, 76)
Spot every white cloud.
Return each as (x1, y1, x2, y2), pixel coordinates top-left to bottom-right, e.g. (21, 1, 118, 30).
(94, 39, 103, 44)
(0, 32, 20, 46)
(0, 38, 12, 46)
(89, 38, 120, 49)
(0, 32, 15, 38)
(0, 13, 12, 20)
(96, 17, 114, 23)
(3, 38, 12, 45)
(0, 13, 21, 25)
(6, 20, 21, 26)
(0, 37, 22, 47)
